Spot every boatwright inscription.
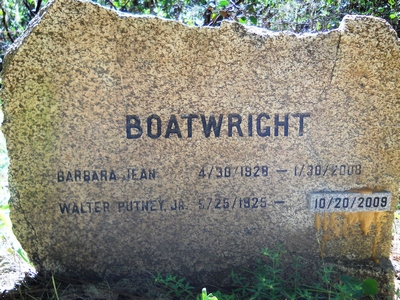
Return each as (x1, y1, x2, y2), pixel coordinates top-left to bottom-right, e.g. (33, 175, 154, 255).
(126, 113, 311, 139)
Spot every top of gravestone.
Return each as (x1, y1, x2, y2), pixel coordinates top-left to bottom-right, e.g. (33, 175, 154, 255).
(2, 0, 399, 74)
(340, 15, 399, 41)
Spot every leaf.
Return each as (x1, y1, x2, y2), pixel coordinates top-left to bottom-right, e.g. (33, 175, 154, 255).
(218, 0, 229, 6)
(340, 274, 361, 286)
(362, 278, 378, 296)
(239, 16, 246, 24)
(15, 246, 32, 264)
(339, 274, 363, 298)
(250, 16, 257, 25)
(0, 209, 12, 229)
(390, 13, 397, 19)
(202, 288, 207, 300)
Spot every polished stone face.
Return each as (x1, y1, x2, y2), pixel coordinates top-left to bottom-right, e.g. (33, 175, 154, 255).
(1, 0, 399, 284)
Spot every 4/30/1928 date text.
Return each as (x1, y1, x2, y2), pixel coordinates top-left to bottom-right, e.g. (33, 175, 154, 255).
(198, 165, 268, 179)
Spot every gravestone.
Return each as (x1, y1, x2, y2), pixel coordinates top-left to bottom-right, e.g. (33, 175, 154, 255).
(1, 0, 400, 286)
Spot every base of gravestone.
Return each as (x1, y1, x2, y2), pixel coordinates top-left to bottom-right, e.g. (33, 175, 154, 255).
(326, 258, 395, 298)
(156, 256, 394, 298)
(46, 252, 394, 296)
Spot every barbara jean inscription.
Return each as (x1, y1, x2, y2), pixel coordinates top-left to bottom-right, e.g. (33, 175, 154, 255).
(56, 164, 362, 183)
(57, 168, 156, 182)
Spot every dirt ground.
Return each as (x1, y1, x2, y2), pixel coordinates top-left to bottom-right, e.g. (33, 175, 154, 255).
(0, 235, 35, 293)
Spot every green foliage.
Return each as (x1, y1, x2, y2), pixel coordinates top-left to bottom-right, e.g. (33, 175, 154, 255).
(201, 287, 219, 300)
(155, 273, 235, 300)
(154, 273, 195, 299)
(51, 274, 61, 300)
(395, 287, 400, 298)
(0, 203, 31, 264)
(0, 0, 49, 52)
(397, 194, 400, 210)
(155, 246, 380, 300)
(0, 0, 399, 62)
(362, 278, 379, 296)
(0, 203, 11, 229)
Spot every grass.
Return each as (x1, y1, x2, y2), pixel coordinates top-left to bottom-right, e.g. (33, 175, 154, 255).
(1, 246, 382, 299)
(154, 246, 380, 300)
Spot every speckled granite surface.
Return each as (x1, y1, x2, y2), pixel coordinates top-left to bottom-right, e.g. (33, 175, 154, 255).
(1, 0, 399, 284)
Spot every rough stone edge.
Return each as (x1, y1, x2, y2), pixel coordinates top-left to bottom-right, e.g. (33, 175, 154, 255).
(340, 14, 400, 41)
(0, 0, 51, 78)
(0, 0, 398, 290)
(1, 11, 398, 100)
(1, 0, 399, 80)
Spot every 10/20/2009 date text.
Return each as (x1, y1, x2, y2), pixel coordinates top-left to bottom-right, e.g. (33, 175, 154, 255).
(308, 192, 392, 212)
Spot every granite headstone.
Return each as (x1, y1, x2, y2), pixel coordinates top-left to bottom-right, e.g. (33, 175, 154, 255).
(1, 0, 400, 285)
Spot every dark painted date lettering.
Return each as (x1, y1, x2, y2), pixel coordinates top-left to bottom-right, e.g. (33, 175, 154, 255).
(199, 165, 268, 179)
(314, 196, 387, 211)
(295, 164, 361, 177)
